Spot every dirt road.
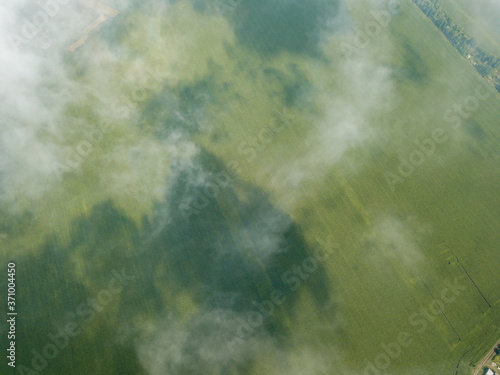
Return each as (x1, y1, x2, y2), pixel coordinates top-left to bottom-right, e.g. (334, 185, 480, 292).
(473, 339, 500, 375)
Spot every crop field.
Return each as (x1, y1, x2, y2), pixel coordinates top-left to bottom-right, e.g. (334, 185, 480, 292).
(0, 0, 499, 374)
(198, 0, 500, 373)
(438, 0, 500, 58)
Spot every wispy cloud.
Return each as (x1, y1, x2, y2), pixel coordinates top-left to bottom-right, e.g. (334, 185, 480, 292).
(363, 213, 432, 267)
(135, 310, 276, 374)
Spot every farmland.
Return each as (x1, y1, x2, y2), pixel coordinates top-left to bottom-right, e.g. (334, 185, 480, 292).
(438, 0, 500, 58)
(0, 0, 499, 374)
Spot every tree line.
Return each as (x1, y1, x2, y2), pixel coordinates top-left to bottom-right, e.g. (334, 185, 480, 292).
(412, 0, 500, 93)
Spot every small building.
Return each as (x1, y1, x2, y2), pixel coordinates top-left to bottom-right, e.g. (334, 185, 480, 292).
(486, 369, 495, 375)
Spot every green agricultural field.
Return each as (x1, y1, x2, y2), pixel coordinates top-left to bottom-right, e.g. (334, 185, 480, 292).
(438, 0, 500, 58)
(0, 0, 499, 374)
(198, 1, 500, 373)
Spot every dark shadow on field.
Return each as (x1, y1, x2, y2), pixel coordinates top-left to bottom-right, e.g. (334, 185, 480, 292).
(231, 0, 339, 55)
(465, 121, 487, 140)
(192, 0, 340, 56)
(140, 64, 313, 139)
(0, 205, 146, 374)
(126, 148, 333, 373)
(263, 64, 313, 107)
(392, 42, 429, 84)
(140, 76, 217, 139)
(98, 0, 339, 57)
(0, 149, 335, 374)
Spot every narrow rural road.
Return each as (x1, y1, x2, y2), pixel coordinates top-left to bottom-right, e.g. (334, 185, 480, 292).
(473, 339, 500, 375)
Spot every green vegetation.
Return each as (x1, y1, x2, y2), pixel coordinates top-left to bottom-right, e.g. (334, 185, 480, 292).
(412, 0, 500, 92)
(1, 0, 500, 374)
(438, 0, 500, 58)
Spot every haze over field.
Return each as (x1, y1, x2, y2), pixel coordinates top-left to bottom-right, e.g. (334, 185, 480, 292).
(0, 0, 499, 374)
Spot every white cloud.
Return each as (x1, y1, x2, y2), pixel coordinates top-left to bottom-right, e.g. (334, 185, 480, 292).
(364, 213, 432, 267)
(267, 49, 394, 209)
(0, 0, 101, 203)
(134, 309, 276, 375)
